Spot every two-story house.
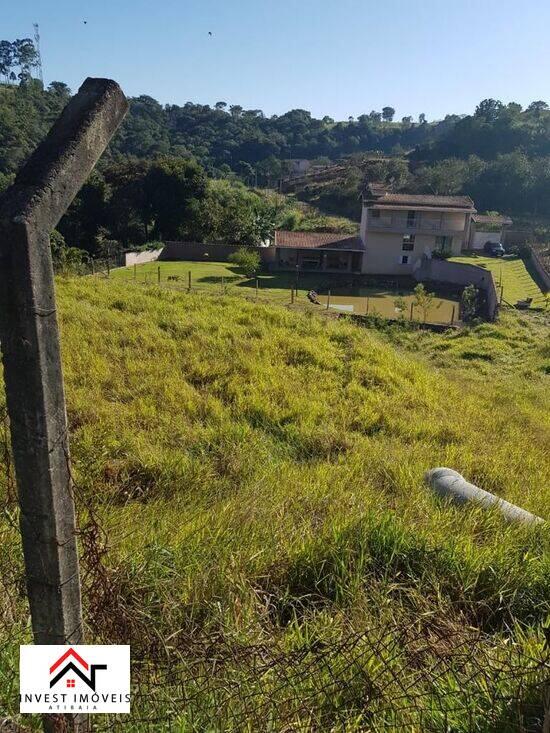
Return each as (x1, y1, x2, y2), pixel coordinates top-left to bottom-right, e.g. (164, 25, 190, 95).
(360, 183, 476, 275)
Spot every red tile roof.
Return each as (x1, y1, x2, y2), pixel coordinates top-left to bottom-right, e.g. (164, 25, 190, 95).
(274, 231, 364, 250)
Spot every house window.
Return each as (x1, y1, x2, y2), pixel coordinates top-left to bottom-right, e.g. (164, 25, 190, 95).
(402, 234, 415, 251)
(371, 209, 380, 218)
(400, 255, 409, 264)
(407, 210, 416, 227)
(435, 235, 452, 254)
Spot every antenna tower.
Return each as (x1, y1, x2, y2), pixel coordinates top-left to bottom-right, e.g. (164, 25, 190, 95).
(33, 23, 44, 85)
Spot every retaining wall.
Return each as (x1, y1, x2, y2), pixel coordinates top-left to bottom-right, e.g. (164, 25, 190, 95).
(529, 245, 550, 291)
(414, 257, 499, 320)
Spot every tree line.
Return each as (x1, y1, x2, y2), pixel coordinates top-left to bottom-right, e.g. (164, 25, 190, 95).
(2, 53, 550, 243)
(47, 155, 354, 261)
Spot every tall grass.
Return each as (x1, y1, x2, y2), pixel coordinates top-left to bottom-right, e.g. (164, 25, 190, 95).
(0, 278, 548, 730)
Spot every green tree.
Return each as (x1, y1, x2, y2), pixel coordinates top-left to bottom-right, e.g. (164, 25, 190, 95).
(461, 284, 479, 323)
(50, 229, 86, 275)
(414, 159, 469, 195)
(145, 157, 207, 239)
(526, 100, 548, 116)
(228, 247, 260, 277)
(0, 171, 13, 194)
(475, 98, 503, 122)
(393, 295, 407, 319)
(382, 106, 395, 122)
(412, 283, 436, 323)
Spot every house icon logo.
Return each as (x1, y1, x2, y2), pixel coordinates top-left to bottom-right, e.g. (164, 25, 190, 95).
(49, 647, 107, 691)
(20, 644, 131, 713)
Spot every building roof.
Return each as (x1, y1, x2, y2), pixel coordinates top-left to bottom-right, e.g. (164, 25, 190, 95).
(367, 192, 475, 211)
(472, 213, 513, 226)
(274, 230, 364, 250)
(362, 182, 475, 211)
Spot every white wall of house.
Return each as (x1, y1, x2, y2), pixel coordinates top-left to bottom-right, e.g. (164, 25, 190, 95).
(360, 232, 462, 275)
(470, 228, 502, 249)
(360, 204, 468, 275)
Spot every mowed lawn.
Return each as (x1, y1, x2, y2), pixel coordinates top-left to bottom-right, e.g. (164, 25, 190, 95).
(111, 258, 316, 304)
(111, 260, 460, 324)
(451, 254, 547, 308)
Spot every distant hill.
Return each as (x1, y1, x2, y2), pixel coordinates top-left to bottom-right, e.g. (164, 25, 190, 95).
(3, 81, 550, 223)
(0, 79, 452, 181)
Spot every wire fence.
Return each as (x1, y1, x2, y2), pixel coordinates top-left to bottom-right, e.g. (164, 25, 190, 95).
(92, 622, 549, 732)
(70, 260, 469, 328)
(0, 405, 548, 732)
(1, 261, 549, 732)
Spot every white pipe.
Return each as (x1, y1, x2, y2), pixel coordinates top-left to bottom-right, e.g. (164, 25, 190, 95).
(425, 468, 545, 526)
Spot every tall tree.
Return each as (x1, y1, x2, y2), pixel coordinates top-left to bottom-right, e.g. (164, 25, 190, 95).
(145, 157, 207, 239)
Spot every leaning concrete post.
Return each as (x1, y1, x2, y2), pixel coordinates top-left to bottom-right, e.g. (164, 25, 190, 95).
(0, 78, 127, 729)
(425, 468, 544, 525)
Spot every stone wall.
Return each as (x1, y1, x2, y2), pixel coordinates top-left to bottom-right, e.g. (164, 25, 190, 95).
(414, 257, 499, 320)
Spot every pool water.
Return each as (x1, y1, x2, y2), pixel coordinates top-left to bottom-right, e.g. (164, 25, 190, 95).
(316, 289, 460, 324)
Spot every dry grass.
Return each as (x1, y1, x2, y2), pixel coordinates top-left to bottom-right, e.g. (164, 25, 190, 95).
(0, 277, 549, 730)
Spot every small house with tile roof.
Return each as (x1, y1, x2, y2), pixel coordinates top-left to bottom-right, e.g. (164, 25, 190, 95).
(271, 230, 364, 273)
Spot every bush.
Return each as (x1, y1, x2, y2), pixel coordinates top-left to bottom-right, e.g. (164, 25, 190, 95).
(50, 230, 87, 276)
(461, 284, 479, 323)
(228, 247, 261, 277)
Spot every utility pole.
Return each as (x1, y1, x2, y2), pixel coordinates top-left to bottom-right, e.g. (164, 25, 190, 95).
(0, 78, 128, 733)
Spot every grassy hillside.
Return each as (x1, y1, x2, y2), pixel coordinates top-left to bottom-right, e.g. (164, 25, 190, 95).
(450, 254, 547, 308)
(1, 278, 549, 730)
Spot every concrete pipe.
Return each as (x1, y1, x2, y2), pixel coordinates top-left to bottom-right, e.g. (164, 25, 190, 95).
(425, 468, 545, 526)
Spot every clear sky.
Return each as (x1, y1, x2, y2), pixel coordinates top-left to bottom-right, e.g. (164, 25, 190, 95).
(6, 0, 550, 121)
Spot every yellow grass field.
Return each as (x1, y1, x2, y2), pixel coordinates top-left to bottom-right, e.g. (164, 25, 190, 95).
(1, 277, 549, 730)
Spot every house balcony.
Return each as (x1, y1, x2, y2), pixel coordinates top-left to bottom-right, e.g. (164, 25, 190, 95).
(367, 215, 465, 235)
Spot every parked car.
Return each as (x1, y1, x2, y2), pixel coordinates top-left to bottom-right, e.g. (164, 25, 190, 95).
(484, 241, 506, 257)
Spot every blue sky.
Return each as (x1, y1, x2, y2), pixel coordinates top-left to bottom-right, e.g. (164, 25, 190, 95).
(6, 0, 550, 121)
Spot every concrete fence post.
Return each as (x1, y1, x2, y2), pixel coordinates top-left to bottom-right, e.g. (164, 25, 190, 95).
(0, 78, 128, 733)
(425, 468, 544, 525)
